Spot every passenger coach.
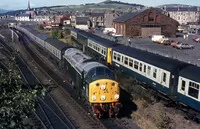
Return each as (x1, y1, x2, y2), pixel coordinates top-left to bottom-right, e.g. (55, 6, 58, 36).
(111, 45, 188, 97)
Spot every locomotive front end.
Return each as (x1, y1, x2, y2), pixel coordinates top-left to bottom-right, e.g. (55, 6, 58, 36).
(89, 79, 121, 118)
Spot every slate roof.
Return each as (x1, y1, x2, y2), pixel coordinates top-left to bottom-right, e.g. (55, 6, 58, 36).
(113, 8, 164, 23)
(17, 14, 30, 17)
(113, 12, 141, 22)
(85, 12, 105, 17)
(166, 7, 198, 12)
(179, 65, 200, 83)
(76, 17, 89, 25)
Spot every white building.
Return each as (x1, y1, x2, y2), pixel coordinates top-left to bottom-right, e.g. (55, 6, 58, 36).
(162, 6, 200, 25)
(15, 14, 30, 21)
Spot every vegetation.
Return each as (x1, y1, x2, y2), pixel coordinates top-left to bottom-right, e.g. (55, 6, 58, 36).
(0, 60, 45, 129)
(38, 24, 44, 30)
(50, 29, 63, 39)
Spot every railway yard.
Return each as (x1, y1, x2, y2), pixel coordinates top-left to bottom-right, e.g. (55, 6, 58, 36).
(1, 22, 200, 129)
(0, 25, 140, 128)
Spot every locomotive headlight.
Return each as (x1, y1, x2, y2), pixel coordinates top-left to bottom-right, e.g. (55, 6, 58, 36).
(111, 82, 115, 86)
(100, 95, 106, 101)
(114, 94, 119, 100)
(100, 84, 106, 90)
(92, 95, 96, 101)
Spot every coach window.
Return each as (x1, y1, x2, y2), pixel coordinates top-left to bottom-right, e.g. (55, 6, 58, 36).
(188, 82, 199, 99)
(134, 61, 139, 70)
(117, 54, 121, 62)
(147, 66, 151, 76)
(162, 72, 166, 82)
(139, 63, 142, 72)
(143, 65, 146, 73)
(124, 57, 128, 65)
(153, 68, 157, 78)
(181, 80, 186, 91)
(129, 59, 133, 67)
(114, 53, 117, 60)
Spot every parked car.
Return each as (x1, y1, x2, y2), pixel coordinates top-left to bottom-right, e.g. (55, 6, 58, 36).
(161, 39, 175, 45)
(171, 41, 180, 47)
(192, 37, 200, 43)
(176, 43, 194, 49)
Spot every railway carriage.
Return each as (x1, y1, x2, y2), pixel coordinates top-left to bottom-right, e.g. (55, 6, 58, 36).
(111, 45, 188, 97)
(177, 65, 200, 111)
(63, 48, 121, 118)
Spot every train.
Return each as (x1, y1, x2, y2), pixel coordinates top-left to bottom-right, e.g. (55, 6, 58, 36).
(71, 28, 200, 114)
(11, 24, 122, 118)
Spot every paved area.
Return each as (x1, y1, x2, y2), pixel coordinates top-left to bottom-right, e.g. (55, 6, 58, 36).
(94, 30, 200, 67)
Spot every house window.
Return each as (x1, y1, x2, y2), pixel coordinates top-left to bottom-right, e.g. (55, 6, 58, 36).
(188, 82, 199, 99)
(148, 12, 154, 21)
(124, 57, 128, 65)
(134, 61, 139, 70)
(153, 68, 157, 78)
(129, 59, 133, 67)
(181, 80, 186, 91)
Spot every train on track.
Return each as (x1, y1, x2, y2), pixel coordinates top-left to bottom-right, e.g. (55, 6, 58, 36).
(71, 28, 200, 116)
(11, 24, 122, 118)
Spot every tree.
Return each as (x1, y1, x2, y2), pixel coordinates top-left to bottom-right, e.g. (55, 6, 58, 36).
(0, 61, 45, 129)
(50, 29, 63, 39)
(38, 24, 44, 30)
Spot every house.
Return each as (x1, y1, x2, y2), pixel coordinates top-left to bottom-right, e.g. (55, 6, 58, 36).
(85, 12, 105, 27)
(75, 17, 89, 30)
(104, 10, 121, 28)
(61, 15, 71, 26)
(15, 14, 30, 21)
(113, 7, 179, 37)
(162, 6, 200, 25)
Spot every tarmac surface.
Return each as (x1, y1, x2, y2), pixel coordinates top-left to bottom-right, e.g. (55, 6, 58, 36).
(94, 29, 200, 67)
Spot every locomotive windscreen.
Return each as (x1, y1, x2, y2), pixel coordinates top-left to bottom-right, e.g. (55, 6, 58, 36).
(85, 67, 115, 82)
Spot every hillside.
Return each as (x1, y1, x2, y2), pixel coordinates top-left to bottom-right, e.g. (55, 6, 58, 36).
(48, 0, 145, 13)
(0, 9, 10, 14)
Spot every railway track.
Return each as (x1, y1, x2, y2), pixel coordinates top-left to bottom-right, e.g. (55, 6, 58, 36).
(16, 30, 106, 129)
(15, 29, 136, 129)
(1, 35, 77, 129)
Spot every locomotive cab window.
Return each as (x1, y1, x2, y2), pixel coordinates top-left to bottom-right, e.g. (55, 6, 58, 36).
(85, 67, 115, 82)
(188, 82, 199, 99)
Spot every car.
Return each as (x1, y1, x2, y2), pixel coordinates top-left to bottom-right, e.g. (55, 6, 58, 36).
(161, 39, 175, 45)
(171, 41, 180, 47)
(176, 43, 194, 49)
(192, 37, 200, 43)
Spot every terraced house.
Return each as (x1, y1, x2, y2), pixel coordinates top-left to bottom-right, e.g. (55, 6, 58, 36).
(162, 6, 200, 25)
(113, 7, 179, 37)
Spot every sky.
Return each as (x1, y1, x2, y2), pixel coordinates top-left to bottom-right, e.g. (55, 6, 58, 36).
(0, 0, 199, 10)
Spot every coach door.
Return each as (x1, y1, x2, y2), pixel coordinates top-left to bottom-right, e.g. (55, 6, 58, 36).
(107, 48, 112, 65)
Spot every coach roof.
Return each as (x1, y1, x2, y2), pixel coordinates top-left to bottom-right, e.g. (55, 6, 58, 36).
(179, 65, 200, 83)
(45, 38, 69, 50)
(113, 45, 185, 71)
